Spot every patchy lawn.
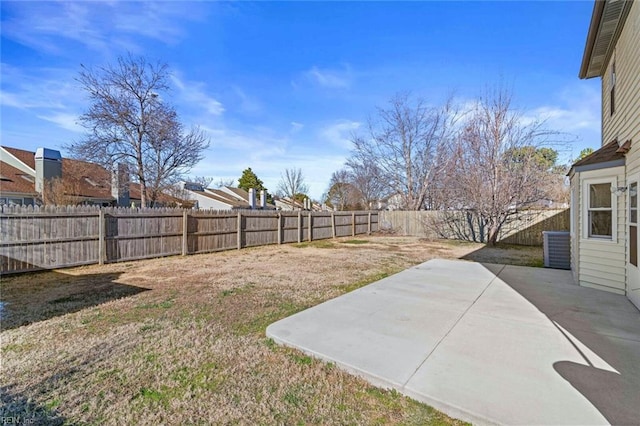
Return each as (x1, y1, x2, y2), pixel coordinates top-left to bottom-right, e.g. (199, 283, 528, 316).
(1, 236, 541, 425)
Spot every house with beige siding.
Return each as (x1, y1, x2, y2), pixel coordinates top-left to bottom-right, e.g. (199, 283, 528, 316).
(569, 0, 640, 310)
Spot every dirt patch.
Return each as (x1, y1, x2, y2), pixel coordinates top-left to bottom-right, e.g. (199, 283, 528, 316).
(1, 235, 540, 424)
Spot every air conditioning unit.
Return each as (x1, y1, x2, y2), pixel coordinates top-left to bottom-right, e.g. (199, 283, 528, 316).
(543, 231, 571, 270)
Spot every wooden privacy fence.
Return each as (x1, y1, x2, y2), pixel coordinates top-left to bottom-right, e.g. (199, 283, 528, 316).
(0, 205, 379, 274)
(379, 209, 569, 246)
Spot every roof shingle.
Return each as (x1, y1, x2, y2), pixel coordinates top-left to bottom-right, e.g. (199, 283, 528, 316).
(571, 139, 627, 170)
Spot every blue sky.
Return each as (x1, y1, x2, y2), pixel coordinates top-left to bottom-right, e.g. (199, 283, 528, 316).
(1, 1, 601, 199)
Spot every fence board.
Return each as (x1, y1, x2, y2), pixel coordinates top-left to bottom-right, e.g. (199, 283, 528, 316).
(335, 213, 354, 237)
(0, 205, 101, 272)
(281, 213, 301, 244)
(0, 206, 379, 274)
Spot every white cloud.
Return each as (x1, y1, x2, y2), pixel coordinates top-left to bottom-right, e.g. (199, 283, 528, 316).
(527, 104, 600, 134)
(201, 126, 285, 157)
(320, 120, 362, 149)
(1, 1, 207, 56)
(36, 113, 83, 133)
(522, 84, 601, 159)
(0, 65, 86, 135)
(290, 122, 304, 133)
(0, 64, 81, 110)
(232, 86, 263, 114)
(172, 75, 225, 117)
(189, 122, 348, 200)
(304, 65, 352, 89)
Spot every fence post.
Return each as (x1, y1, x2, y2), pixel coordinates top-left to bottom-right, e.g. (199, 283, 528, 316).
(368, 211, 372, 235)
(277, 212, 282, 244)
(352, 212, 356, 237)
(297, 211, 302, 243)
(98, 209, 105, 265)
(182, 210, 188, 256)
(331, 212, 336, 238)
(237, 211, 242, 250)
(308, 212, 313, 242)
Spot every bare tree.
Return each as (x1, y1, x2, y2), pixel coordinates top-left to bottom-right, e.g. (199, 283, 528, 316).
(277, 168, 309, 199)
(345, 159, 387, 209)
(447, 88, 559, 245)
(325, 169, 362, 210)
(189, 176, 215, 188)
(214, 178, 235, 188)
(350, 92, 456, 210)
(67, 54, 210, 207)
(41, 160, 98, 206)
(41, 177, 82, 206)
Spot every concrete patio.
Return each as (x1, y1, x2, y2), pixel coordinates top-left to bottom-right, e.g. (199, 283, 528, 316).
(266, 259, 640, 425)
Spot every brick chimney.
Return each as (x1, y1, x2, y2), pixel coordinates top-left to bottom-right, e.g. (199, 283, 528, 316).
(111, 163, 130, 207)
(35, 148, 62, 193)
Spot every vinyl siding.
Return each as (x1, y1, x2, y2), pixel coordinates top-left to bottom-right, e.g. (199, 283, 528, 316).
(580, 247, 626, 261)
(602, 2, 640, 148)
(577, 167, 626, 293)
(580, 281, 626, 296)
(577, 2, 639, 296)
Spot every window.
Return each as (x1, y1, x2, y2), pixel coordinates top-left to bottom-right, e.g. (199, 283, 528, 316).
(587, 182, 613, 239)
(610, 61, 616, 116)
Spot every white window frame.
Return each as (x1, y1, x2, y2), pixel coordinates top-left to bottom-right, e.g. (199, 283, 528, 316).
(582, 176, 617, 242)
(629, 179, 638, 226)
(628, 176, 638, 267)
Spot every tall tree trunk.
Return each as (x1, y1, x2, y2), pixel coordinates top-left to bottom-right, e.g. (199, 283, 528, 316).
(487, 225, 499, 246)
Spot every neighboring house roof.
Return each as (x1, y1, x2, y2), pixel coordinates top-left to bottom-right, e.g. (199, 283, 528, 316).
(223, 186, 251, 201)
(220, 186, 276, 208)
(569, 139, 628, 175)
(0, 145, 153, 203)
(204, 189, 251, 209)
(219, 186, 276, 209)
(274, 196, 303, 210)
(3, 146, 36, 170)
(61, 158, 114, 200)
(580, 0, 634, 79)
(181, 183, 280, 210)
(0, 161, 37, 195)
(60, 159, 148, 201)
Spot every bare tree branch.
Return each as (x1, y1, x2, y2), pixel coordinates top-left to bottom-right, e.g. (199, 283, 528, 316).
(277, 168, 309, 200)
(446, 87, 563, 245)
(350, 92, 457, 210)
(325, 169, 363, 210)
(67, 54, 210, 207)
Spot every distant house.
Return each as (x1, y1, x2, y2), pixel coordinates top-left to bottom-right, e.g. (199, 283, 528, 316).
(273, 196, 327, 211)
(1, 146, 137, 206)
(569, 0, 639, 310)
(383, 193, 405, 211)
(179, 183, 276, 210)
(273, 196, 304, 211)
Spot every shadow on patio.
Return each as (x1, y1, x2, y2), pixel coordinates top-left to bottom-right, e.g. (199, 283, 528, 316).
(485, 263, 640, 426)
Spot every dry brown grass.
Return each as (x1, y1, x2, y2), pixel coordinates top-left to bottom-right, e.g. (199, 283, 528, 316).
(1, 236, 541, 425)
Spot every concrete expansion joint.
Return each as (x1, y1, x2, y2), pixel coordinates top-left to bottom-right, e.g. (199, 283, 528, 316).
(401, 268, 504, 388)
